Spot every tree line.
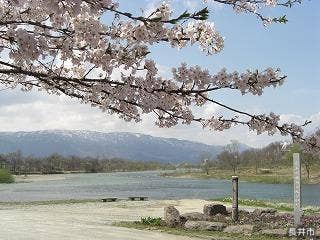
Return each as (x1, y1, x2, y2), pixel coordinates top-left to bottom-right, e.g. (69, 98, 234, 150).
(0, 151, 176, 175)
(202, 141, 320, 179)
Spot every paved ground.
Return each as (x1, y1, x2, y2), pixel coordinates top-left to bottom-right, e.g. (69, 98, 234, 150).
(0, 199, 210, 240)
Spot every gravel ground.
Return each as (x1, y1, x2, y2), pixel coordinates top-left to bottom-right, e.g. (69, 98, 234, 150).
(14, 174, 67, 183)
(0, 199, 210, 240)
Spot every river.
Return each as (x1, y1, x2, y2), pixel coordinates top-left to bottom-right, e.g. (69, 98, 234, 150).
(0, 171, 319, 205)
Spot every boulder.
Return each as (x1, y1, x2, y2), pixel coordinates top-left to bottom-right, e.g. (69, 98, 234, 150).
(260, 229, 287, 237)
(252, 208, 277, 216)
(213, 213, 228, 223)
(164, 206, 182, 227)
(203, 204, 228, 216)
(181, 212, 212, 221)
(223, 225, 256, 235)
(226, 207, 232, 214)
(273, 212, 286, 218)
(184, 221, 226, 231)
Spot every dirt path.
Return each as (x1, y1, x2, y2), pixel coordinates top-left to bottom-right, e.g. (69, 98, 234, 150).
(0, 199, 210, 240)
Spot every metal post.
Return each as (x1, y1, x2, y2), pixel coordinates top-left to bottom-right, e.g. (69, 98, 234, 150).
(232, 176, 239, 222)
(293, 153, 301, 227)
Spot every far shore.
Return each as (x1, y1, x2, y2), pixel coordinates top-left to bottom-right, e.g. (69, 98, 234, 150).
(13, 170, 162, 183)
(13, 167, 320, 185)
(14, 174, 68, 183)
(161, 168, 320, 185)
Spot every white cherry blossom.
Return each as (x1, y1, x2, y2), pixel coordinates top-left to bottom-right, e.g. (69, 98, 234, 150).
(0, 0, 317, 152)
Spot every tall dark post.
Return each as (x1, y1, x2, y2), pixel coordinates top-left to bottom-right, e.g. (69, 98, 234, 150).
(232, 176, 239, 222)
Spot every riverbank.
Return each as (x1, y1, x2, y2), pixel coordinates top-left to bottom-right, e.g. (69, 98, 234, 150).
(161, 167, 320, 184)
(0, 199, 210, 240)
(14, 174, 68, 183)
(1, 198, 318, 240)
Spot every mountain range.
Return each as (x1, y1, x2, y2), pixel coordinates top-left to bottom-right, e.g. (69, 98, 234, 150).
(0, 130, 249, 164)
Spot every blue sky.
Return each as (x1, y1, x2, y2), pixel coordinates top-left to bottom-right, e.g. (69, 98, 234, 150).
(0, 0, 319, 147)
(123, 0, 320, 116)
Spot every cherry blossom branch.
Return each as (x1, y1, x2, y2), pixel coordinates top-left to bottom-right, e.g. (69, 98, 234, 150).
(0, 61, 308, 144)
(1, 0, 318, 153)
(210, 0, 302, 24)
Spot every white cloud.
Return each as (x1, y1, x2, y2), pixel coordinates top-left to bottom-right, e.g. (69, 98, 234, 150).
(203, 103, 221, 117)
(182, 0, 199, 9)
(143, 0, 160, 17)
(1, 87, 319, 148)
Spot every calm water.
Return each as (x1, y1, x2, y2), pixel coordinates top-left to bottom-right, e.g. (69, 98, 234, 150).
(0, 171, 319, 205)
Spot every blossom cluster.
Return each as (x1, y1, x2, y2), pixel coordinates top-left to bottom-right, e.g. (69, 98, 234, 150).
(301, 130, 320, 154)
(119, 3, 224, 55)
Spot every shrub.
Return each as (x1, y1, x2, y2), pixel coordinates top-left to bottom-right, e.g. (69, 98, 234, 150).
(0, 169, 15, 183)
(141, 217, 162, 226)
(259, 168, 273, 174)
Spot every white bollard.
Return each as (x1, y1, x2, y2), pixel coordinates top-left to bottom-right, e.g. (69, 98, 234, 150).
(293, 153, 301, 227)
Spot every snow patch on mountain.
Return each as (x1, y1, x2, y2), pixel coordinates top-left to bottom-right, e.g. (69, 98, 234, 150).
(0, 130, 250, 163)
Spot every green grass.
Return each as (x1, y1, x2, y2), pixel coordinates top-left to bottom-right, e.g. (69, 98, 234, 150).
(0, 169, 15, 183)
(161, 167, 320, 185)
(212, 197, 320, 215)
(115, 221, 291, 240)
(141, 217, 162, 226)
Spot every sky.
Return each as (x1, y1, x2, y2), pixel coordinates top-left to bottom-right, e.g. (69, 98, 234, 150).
(0, 0, 319, 147)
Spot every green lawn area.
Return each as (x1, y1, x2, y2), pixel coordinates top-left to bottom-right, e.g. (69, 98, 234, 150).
(161, 167, 320, 184)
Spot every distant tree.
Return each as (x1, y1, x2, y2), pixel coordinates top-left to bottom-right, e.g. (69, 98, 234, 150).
(285, 144, 319, 179)
(201, 159, 210, 175)
(6, 150, 23, 174)
(0, 154, 7, 169)
(225, 140, 240, 174)
(43, 153, 65, 173)
(216, 150, 237, 174)
(240, 148, 260, 173)
(199, 152, 212, 175)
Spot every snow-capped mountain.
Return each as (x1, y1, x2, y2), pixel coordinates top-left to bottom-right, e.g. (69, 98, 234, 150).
(0, 130, 249, 163)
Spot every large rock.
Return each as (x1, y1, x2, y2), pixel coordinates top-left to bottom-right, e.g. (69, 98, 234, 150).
(213, 213, 229, 223)
(223, 225, 256, 235)
(252, 208, 277, 216)
(203, 204, 228, 216)
(184, 221, 226, 231)
(261, 229, 287, 237)
(181, 212, 212, 221)
(164, 206, 182, 227)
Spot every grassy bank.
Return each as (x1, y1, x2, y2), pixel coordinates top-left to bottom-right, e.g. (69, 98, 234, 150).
(115, 221, 291, 240)
(212, 198, 320, 215)
(161, 167, 320, 184)
(0, 169, 15, 183)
